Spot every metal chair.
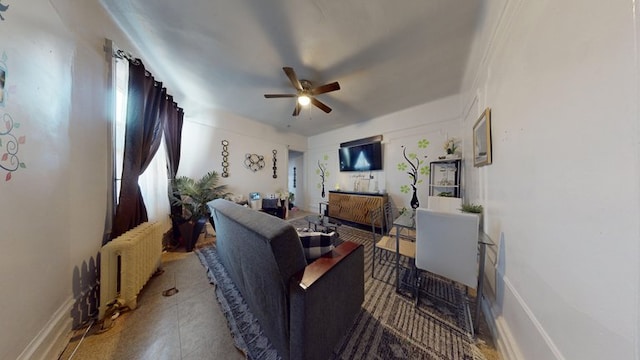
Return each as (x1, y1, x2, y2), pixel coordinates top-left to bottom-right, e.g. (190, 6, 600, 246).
(370, 203, 415, 278)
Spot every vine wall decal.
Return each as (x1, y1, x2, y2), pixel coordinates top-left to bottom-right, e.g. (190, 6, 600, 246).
(0, 2, 9, 21)
(0, 52, 5, 106)
(397, 139, 429, 209)
(0, 51, 27, 182)
(316, 154, 330, 198)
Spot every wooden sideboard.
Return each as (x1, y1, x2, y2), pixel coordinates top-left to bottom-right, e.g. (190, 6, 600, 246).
(328, 191, 388, 227)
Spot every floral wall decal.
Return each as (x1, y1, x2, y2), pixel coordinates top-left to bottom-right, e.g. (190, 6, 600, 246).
(397, 139, 429, 208)
(0, 52, 26, 182)
(1, 115, 26, 182)
(316, 154, 330, 198)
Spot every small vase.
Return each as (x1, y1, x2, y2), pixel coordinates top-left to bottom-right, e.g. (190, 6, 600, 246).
(410, 186, 419, 209)
(321, 184, 326, 198)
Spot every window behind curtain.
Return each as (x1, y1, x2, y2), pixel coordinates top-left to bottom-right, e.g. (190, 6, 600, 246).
(113, 55, 170, 223)
(114, 57, 128, 204)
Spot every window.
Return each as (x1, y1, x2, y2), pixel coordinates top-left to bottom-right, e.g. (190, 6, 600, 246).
(111, 52, 169, 222)
(114, 57, 128, 204)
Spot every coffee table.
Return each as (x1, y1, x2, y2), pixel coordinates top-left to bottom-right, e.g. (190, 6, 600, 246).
(304, 215, 341, 234)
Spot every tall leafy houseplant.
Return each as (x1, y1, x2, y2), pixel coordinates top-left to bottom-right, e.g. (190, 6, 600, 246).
(170, 171, 228, 251)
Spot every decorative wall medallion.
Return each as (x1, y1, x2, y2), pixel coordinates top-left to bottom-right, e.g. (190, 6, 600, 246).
(272, 149, 277, 178)
(244, 153, 265, 172)
(221, 140, 229, 177)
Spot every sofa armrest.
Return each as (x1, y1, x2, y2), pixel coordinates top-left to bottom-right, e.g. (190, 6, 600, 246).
(289, 241, 364, 360)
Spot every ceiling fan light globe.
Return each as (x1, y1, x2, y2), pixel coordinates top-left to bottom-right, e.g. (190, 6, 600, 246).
(297, 95, 311, 106)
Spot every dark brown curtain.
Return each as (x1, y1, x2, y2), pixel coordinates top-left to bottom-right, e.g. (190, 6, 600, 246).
(111, 59, 166, 239)
(162, 95, 184, 242)
(163, 95, 183, 179)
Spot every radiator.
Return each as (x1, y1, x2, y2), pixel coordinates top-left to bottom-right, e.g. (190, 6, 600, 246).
(99, 221, 164, 320)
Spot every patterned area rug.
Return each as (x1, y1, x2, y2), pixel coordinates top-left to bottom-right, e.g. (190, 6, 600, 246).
(196, 220, 487, 360)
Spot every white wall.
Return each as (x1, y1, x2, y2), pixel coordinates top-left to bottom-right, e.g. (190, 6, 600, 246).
(0, 2, 305, 358)
(179, 109, 307, 201)
(0, 1, 142, 359)
(461, 0, 640, 359)
(306, 95, 463, 212)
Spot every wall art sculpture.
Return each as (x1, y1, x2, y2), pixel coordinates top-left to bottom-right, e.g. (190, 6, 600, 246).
(244, 153, 265, 172)
(272, 149, 277, 178)
(221, 140, 229, 177)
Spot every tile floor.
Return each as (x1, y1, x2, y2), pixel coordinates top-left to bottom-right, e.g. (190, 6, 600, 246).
(59, 209, 314, 360)
(59, 248, 246, 360)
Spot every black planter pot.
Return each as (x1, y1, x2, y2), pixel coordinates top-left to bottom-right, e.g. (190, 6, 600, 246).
(178, 217, 208, 252)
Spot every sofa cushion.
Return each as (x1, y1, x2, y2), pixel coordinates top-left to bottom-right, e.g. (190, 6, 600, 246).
(262, 198, 280, 209)
(297, 231, 336, 262)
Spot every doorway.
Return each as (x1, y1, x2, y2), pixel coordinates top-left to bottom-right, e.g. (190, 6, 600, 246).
(288, 150, 304, 211)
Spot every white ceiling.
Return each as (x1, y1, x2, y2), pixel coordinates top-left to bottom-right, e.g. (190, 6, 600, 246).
(101, 0, 481, 137)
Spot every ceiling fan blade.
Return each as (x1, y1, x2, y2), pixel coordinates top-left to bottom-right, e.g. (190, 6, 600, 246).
(292, 102, 301, 116)
(311, 97, 332, 113)
(283, 67, 303, 91)
(264, 94, 296, 98)
(311, 81, 340, 95)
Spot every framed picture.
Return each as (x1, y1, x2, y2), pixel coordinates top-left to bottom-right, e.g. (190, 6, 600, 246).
(473, 108, 492, 167)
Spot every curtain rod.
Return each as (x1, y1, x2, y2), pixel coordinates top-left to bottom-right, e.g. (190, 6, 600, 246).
(105, 39, 183, 112)
(113, 49, 141, 65)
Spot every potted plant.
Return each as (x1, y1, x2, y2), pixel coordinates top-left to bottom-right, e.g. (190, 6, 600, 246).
(443, 137, 460, 158)
(170, 171, 229, 251)
(460, 203, 483, 213)
(460, 203, 484, 230)
(288, 192, 295, 210)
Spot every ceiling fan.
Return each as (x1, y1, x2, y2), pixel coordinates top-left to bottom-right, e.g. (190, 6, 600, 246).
(264, 67, 340, 116)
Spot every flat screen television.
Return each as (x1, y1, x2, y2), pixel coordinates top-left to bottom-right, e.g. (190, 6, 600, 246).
(339, 142, 383, 172)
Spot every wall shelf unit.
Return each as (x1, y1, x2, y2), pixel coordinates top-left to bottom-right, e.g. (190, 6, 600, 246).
(429, 159, 462, 198)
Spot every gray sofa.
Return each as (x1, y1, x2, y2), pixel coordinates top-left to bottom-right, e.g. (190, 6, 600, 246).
(208, 199, 365, 360)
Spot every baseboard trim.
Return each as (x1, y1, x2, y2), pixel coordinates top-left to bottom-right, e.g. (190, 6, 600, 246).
(482, 292, 523, 360)
(17, 296, 74, 360)
(482, 273, 564, 360)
